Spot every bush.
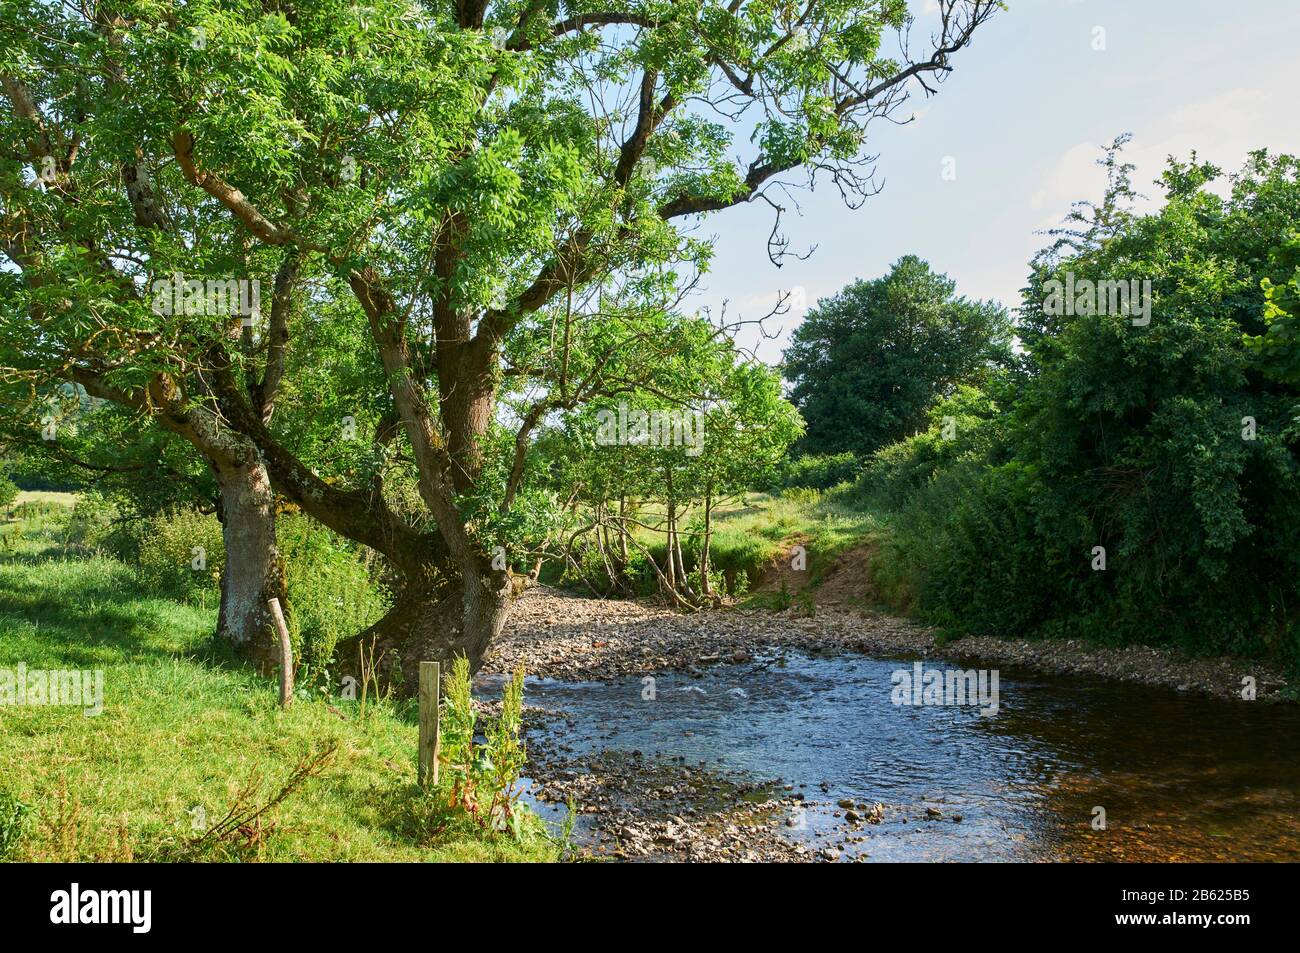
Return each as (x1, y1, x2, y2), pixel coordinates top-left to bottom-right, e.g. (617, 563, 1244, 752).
(5, 498, 70, 546)
(878, 460, 1071, 636)
(870, 383, 1300, 658)
(761, 452, 860, 491)
(854, 383, 1003, 509)
(778, 485, 822, 507)
(0, 476, 18, 513)
(559, 540, 659, 597)
(278, 515, 387, 679)
(135, 508, 225, 606)
(62, 492, 121, 553)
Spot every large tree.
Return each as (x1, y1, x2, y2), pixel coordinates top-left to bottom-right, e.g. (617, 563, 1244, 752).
(0, 0, 999, 684)
(783, 254, 1013, 458)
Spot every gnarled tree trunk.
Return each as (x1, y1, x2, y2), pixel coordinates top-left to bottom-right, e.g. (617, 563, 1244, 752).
(334, 566, 514, 695)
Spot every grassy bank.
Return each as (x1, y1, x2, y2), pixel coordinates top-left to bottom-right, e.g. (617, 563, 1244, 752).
(706, 489, 883, 606)
(0, 494, 559, 862)
(611, 488, 883, 603)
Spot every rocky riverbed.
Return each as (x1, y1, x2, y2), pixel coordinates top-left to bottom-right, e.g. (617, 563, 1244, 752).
(479, 683, 954, 864)
(478, 588, 1295, 863)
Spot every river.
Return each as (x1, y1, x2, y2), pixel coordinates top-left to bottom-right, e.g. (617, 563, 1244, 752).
(479, 651, 1300, 861)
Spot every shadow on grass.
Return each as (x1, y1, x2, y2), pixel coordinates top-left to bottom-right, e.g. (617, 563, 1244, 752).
(0, 545, 244, 673)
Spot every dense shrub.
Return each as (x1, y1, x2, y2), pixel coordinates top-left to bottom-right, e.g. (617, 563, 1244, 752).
(761, 452, 860, 491)
(559, 541, 659, 597)
(854, 384, 1003, 508)
(867, 152, 1300, 669)
(62, 492, 117, 552)
(135, 508, 225, 606)
(0, 477, 18, 513)
(874, 460, 1075, 635)
(277, 515, 387, 676)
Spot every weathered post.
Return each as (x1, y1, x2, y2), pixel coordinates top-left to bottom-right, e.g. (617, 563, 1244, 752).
(267, 597, 293, 709)
(418, 661, 441, 788)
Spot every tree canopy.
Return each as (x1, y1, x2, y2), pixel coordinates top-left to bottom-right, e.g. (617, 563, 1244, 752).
(783, 254, 1013, 457)
(1, 0, 1000, 678)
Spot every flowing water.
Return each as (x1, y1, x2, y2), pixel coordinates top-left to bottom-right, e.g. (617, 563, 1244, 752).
(480, 652, 1300, 861)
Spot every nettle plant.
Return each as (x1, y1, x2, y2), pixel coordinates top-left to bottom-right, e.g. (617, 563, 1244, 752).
(0, 0, 1000, 685)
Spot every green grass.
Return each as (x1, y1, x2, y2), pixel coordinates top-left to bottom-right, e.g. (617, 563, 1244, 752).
(599, 487, 887, 602)
(709, 487, 885, 594)
(712, 488, 881, 558)
(0, 497, 559, 862)
(12, 490, 78, 507)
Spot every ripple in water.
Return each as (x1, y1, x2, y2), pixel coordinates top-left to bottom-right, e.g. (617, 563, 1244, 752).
(479, 652, 1300, 861)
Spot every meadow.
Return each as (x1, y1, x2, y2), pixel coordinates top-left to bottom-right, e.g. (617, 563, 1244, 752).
(0, 494, 559, 863)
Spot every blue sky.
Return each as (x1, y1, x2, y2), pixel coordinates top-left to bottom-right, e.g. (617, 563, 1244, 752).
(700, 0, 1300, 363)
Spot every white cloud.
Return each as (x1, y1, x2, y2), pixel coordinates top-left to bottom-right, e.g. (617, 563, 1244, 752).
(1031, 78, 1300, 230)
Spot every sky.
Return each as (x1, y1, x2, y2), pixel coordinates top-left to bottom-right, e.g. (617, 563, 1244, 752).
(695, 0, 1300, 364)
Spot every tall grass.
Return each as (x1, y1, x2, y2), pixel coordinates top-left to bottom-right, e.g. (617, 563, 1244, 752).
(708, 488, 884, 589)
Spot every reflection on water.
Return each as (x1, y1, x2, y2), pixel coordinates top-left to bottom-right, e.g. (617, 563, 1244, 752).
(480, 652, 1300, 861)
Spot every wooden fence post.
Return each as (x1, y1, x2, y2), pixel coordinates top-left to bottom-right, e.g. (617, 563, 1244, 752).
(418, 661, 441, 789)
(267, 597, 293, 710)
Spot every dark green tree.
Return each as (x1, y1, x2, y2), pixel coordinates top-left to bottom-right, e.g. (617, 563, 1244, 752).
(783, 255, 1013, 457)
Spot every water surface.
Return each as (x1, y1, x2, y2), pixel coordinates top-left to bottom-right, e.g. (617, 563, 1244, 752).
(481, 652, 1300, 861)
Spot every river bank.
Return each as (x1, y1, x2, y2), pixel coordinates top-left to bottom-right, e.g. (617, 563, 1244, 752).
(487, 587, 1291, 702)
